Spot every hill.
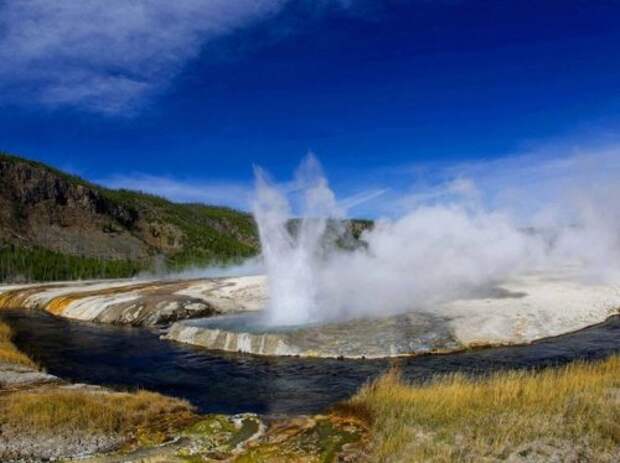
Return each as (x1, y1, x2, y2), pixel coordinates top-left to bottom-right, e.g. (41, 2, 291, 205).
(0, 152, 259, 281)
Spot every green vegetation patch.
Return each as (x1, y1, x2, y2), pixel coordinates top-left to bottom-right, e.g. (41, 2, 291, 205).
(0, 243, 144, 282)
(177, 415, 262, 461)
(234, 417, 365, 463)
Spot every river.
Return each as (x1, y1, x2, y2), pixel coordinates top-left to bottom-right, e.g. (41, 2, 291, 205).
(3, 309, 619, 415)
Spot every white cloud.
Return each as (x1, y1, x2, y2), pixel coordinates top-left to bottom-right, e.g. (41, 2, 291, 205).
(372, 144, 620, 221)
(98, 173, 253, 210)
(96, 175, 386, 217)
(441, 146, 620, 225)
(0, 0, 287, 113)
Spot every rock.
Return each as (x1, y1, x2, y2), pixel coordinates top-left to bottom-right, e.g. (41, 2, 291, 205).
(0, 361, 59, 389)
(0, 426, 125, 463)
(0, 153, 260, 265)
(76, 414, 368, 463)
(0, 275, 266, 327)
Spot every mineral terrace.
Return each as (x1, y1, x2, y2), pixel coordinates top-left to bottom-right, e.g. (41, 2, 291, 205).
(0, 275, 266, 326)
(164, 268, 620, 358)
(1, 268, 619, 358)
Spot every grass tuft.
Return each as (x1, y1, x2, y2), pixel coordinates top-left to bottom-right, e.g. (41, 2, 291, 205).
(0, 388, 196, 442)
(347, 357, 620, 462)
(0, 321, 36, 368)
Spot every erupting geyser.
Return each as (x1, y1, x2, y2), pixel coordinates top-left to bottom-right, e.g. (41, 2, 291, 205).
(253, 154, 341, 326)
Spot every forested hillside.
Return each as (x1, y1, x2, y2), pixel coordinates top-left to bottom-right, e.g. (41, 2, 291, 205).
(0, 152, 259, 282)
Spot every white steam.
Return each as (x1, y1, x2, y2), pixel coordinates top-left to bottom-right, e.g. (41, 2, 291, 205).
(253, 155, 342, 325)
(253, 150, 620, 326)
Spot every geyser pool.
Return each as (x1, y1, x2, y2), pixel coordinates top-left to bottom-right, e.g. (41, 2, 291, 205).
(165, 311, 460, 358)
(163, 268, 620, 358)
(183, 312, 310, 333)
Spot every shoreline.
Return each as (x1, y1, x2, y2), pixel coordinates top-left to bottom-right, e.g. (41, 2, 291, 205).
(0, 316, 368, 462)
(0, 275, 266, 327)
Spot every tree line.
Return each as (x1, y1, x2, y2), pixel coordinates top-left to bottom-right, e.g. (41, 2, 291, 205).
(0, 244, 144, 283)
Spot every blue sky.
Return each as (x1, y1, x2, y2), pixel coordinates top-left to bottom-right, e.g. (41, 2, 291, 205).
(0, 0, 619, 217)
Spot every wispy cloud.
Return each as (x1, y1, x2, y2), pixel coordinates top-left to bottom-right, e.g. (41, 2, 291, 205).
(98, 173, 253, 210)
(338, 188, 389, 210)
(375, 143, 620, 223)
(0, 0, 288, 114)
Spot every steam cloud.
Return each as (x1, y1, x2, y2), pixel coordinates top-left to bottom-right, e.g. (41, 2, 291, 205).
(253, 150, 620, 326)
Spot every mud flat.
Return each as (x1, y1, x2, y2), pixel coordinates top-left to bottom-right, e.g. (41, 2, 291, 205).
(165, 268, 620, 358)
(0, 275, 266, 327)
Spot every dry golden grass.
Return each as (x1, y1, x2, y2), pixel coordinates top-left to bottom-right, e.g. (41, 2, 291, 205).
(0, 388, 196, 442)
(347, 356, 620, 462)
(0, 319, 196, 445)
(0, 321, 37, 368)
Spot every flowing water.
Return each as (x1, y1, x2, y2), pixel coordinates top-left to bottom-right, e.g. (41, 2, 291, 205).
(3, 309, 620, 415)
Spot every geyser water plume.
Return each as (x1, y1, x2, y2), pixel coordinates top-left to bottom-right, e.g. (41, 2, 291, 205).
(253, 149, 620, 327)
(253, 154, 341, 325)
(253, 154, 533, 326)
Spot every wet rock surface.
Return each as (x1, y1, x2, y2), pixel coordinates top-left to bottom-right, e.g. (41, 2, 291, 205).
(78, 414, 368, 463)
(0, 409, 367, 463)
(165, 311, 460, 358)
(0, 276, 266, 327)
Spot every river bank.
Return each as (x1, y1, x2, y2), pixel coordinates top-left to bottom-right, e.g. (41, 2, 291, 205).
(0, 317, 368, 462)
(347, 356, 620, 462)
